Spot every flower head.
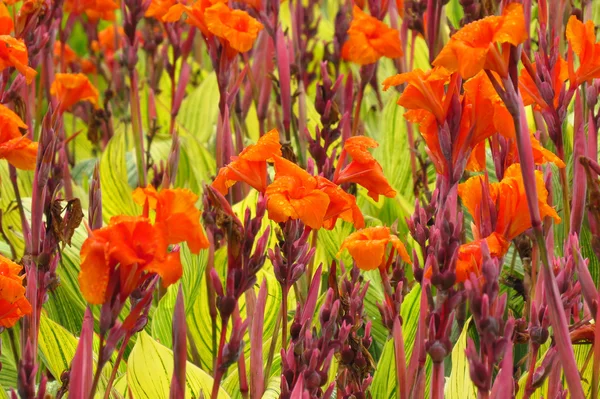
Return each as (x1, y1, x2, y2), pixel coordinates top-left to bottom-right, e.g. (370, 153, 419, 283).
(64, 0, 118, 21)
(146, 0, 178, 21)
(204, 2, 263, 53)
(53, 42, 78, 67)
(316, 176, 365, 230)
(519, 57, 568, 110)
(79, 216, 182, 304)
(0, 104, 37, 170)
(0, 255, 32, 328)
(338, 226, 411, 271)
(432, 3, 527, 79)
(0, 35, 36, 84)
(335, 136, 396, 201)
(133, 186, 209, 253)
(266, 156, 330, 229)
(212, 128, 282, 194)
(454, 233, 509, 283)
(566, 16, 600, 85)
(164, 0, 226, 37)
(342, 6, 402, 65)
(50, 73, 99, 112)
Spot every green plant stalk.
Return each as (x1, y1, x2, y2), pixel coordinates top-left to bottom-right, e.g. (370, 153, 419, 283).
(129, 70, 147, 187)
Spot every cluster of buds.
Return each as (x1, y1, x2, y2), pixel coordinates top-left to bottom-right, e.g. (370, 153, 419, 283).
(308, 63, 345, 178)
(463, 245, 516, 396)
(377, 246, 410, 334)
(335, 265, 374, 399)
(281, 272, 339, 399)
(203, 187, 270, 396)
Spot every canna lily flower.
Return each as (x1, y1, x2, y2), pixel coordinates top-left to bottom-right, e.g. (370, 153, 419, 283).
(164, 0, 226, 37)
(335, 136, 396, 201)
(0, 255, 32, 328)
(494, 163, 560, 240)
(315, 176, 365, 230)
(50, 73, 99, 112)
(64, 0, 118, 21)
(79, 216, 182, 304)
(506, 133, 566, 169)
(0, 103, 37, 170)
(566, 16, 600, 85)
(203, 2, 264, 53)
(146, 0, 178, 21)
(0, 35, 36, 84)
(432, 3, 527, 79)
(459, 163, 560, 242)
(266, 156, 330, 229)
(132, 186, 210, 254)
(519, 57, 568, 110)
(341, 6, 403, 65)
(338, 226, 411, 271)
(53, 42, 78, 67)
(453, 232, 509, 283)
(0, 2, 13, 34)
(212, 128, 282, 195)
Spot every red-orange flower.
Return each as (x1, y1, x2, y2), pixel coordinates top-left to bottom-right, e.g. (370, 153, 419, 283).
(204, 2, 263, 53)
(341, 6, 402, 65)
(212, 128, 282, 194)
(0, 35, 36, 84)
(519, 57, 568, 110)
(146, 0, 178, 21)
(64, 0, 118, 21)
(79, 216, 182, 304)
(453, 232, 509, 283)
(53, 42, 78, 67)
(335, 136, 396, 201)
(0, 103, 37, 170)
(338, 226, 411, 271)
(0, 255, 32, 328)
(566, 16, 600, 85)
(316, 176, 365, 230)
(266, 156, 330, 229)
(0, 2, 13, 35)
(50, 73, 99, 112)
(164, 0, 225, 37)
(432, 3, 527, 79)
(459, 163, 560, 242)
(133, 186, 209, 254)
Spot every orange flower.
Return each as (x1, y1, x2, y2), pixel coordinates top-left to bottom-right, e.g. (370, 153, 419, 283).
(50, 73, 99, 112)
(338, 226, 411, 271)
(92, 25, 123, 54)
(459, 163, 560, 242)
(79, 216, 182, 304)
(383, 67, 452, 123)
(566, 16, 600, 85)
(341, 6, 403, 65)
(146, 0, 178, 21)
(519, 57, 568, 110)
(53, 42, 78, 66)
(0, 2, 13, 35)
(164, 0, 225, 37)
(335, 136, 396, 201)
(432, 3, 527, 79)
(133, 186, 209, 253)
(453, 232, 509, 283)
(0, 103, 37, 170)
(212, 128, 282, 194)
(315, 176, 365, 230)
(204, 2, 263, 53)
(0, 35, 36, 84)
(81, 58, 97, 74)
(0, 255, 32, 328)
(64, 0, 118, 21)
(506, 133, 565, 169)
(266, 156, 330, 229)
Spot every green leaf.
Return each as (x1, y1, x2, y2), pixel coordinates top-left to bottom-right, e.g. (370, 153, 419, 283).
(261, 376, 281, 399)
(127, 331, 230, 399)
(99, 129, 138, 220)
(176, 72, 220, 144)
(445, 318, 477, 399)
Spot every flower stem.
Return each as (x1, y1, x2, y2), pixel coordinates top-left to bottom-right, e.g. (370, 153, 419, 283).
(129, 70, 147, 187)
(103, 332, 132, 399)
(431, 361, 444, 399)
(89, 335, 106, 399)
(211, 318, 229, 399)
(281, 287, 288, 350)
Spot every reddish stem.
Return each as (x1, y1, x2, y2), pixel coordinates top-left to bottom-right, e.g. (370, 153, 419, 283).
(211, 318, 229, 399)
